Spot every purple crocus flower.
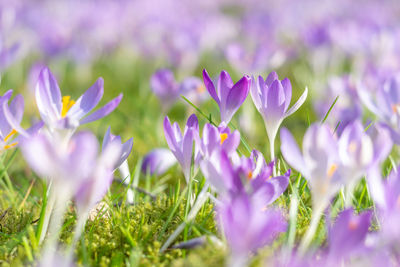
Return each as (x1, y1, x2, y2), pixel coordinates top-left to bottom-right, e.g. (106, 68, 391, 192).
(199, 123, 240, 159)
(251, 72, 308, 160)
(218, 191, 287, 267)
(141, 148, 177, 176)
(164, 114, 199, 182)
(324, 208, 372, 265)
(151, 69, 180, 112)
(281, 124, 342, 210)
(202, 69, 251, 125)
(34, 67, 122, 132)
(200, 149, 289, 205)
(359, 75, 400, 144)
(280, 124, 342, 252)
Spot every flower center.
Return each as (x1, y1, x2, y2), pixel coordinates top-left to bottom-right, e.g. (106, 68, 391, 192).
(247, 171, 253, 180)
(348, 141, 357, 153)
(61, 96, 75, 118)
(220, 133, 228, 145)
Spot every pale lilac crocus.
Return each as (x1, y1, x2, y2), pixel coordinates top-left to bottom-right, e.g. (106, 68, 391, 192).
(20, 131, 121, 249)
(141, 148, 177, 176)
(251, 72, 308, 162)
(359, 74, 400, 144)
(202, 69, 251, 125)
(280, 124, 342, 252)
(34, 67, 122, 133)
(164, 114, 199, 182)
(151, 69, 180, 112)
(218, 191, 287, 267)
(338, 121, 373, 206)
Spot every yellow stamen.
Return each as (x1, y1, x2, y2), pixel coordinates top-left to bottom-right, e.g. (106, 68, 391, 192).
(247, 171, 253, 180)
(61, 96, 75, 118)
(327, 164, 338, 178)
(392, 104, 399, 114)
(4, 129, 17, 142)
(196, 85, 206, 94)
(4, 142, 18, 150)
(220, 133, 228, 145)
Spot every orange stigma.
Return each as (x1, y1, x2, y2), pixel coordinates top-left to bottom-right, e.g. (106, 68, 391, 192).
(247, 171, 253, 180)
(327, 164, 337, 178)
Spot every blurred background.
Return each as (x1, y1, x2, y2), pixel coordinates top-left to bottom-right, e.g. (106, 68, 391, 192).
(1, 0, 400, 162)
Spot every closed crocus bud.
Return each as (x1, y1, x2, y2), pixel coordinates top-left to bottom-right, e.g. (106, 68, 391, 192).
(164, 114, 200, 183)
(251, 72, 308, 161)
(202, 69, 251, 125)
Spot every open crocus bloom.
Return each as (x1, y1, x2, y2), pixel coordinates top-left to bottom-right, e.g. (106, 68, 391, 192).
(251, 72, 308, 159)
(34, 67, 122, 132)
(202, 69, 251, 125)
(280, 124, 342, 210)
(0, 89, 43, 150)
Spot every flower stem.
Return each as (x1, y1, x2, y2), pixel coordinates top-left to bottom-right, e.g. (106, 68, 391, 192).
(298, 204, 324, 255)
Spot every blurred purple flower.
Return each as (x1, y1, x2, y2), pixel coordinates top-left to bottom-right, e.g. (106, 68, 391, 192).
(164, 114, 199, 182)
(359, 74, 400, 144)
(218, 191, 287, 266)
(151, 69, 208, 111)
(20, 131, 121, 215)
(199, 123, 240, 159)
(251, 72, 308, 160)
(0, 42, 19, 72)
(324, 208, 372, 264)
(141, 148, 177, 176)
(202, 69, 251, 125)
(34, 67, 122, 131)
(280, 124, 342, 210)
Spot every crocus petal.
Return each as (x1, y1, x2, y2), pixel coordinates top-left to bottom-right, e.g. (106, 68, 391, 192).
(223, 76, 251, 124)
(218, 70, 234, 106)
(250, 76, 262, 110)
(35, 67, 62, 124)
(281, 78, 292, 111)
(285, 86, 308, 117)
(280, 128, 309, 178)
(182, 129, 194, 181)
(265, 71, 278, 86)
(265, 175, 289, 205)
(9, 94, 24, 125)
(2, 101, 29, 137)
(266, 80, 286, 116)
(202, 69, 220, 105)
(67, 78, 104, 120)
(79, 93, 122, 125)
(221, 130, 240, 155)
(164, 116, 179, 154)
(19, 134, 58, 179)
